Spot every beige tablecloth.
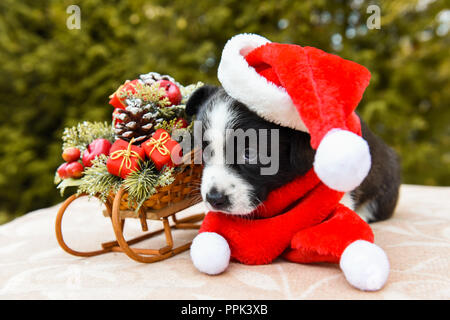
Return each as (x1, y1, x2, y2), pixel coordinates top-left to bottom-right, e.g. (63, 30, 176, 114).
(0, 184, 449, 300)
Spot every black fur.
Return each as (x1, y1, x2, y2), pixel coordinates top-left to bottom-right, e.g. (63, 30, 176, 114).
(186, 85, 219, 117)
(187, 86, 401, 222)
(225, 99, 316, 204)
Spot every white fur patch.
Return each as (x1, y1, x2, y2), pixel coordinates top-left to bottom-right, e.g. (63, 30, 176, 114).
(355, 200, 376, 222)
(340, 193, 376, 222)
(340, 192, 355, 210)
(201, 99, 255, 215)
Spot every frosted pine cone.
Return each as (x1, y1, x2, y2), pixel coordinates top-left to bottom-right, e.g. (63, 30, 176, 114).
(139, 72, 179, 86)
(114, 98, 158, 144)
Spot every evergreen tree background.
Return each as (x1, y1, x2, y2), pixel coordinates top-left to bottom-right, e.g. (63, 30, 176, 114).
(0, 0, 448, 223)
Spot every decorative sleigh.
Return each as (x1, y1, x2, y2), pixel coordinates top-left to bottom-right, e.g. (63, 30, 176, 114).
(54, 72, 205, 263)
(55, 150, 204, 263)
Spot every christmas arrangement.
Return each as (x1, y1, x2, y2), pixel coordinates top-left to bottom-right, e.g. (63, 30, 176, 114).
(54, 72, 205, 263)
(55, 72, 202, 211)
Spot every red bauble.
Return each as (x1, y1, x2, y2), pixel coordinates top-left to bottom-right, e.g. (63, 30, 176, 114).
(142, 129, 182, 170)
(62, 147, 81, 162)
(106, 139, 145, 179)
(109, 79, 140, 109)
(57, 163, 70, 179)
(156, 80, 182, 106)
(82, 139, 112, 167)
(66, 162, 84, 179)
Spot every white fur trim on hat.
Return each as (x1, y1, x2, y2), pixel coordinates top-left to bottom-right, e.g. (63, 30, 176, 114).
(314, 129, 371, 192)
(217, 33, 308, 132)
(190, 232, 230, 275)
(340, 240, 390, 291)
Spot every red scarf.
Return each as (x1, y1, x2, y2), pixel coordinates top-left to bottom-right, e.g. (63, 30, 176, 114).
(199, 169, 374, 265)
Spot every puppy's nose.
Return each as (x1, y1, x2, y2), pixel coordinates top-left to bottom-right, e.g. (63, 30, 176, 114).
(206, 189, 230, 211)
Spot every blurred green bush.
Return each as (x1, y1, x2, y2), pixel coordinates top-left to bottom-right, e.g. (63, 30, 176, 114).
(0, 0, 448, 224)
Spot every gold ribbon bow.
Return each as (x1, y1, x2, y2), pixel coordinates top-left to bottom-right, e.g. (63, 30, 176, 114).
(146, 131, 171, 156)
(109, 138, 143, 176)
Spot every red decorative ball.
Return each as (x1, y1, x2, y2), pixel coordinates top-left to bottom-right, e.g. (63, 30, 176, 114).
(156, 80, 182, 106)
(66, 162, 84, 179)
(82, 138, 112, 167)
(62, 147, 81, 162)
(57, 163, 70, 179)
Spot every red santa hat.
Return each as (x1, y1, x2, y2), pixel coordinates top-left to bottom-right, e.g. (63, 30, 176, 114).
(217, 34, 372, 192)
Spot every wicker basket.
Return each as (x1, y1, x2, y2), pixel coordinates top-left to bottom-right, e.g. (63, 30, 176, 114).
(55, 150, 204, 263)
(118, 162, 203, 212)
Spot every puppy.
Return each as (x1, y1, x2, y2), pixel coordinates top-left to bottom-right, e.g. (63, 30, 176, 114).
(186, 85, 401, 223)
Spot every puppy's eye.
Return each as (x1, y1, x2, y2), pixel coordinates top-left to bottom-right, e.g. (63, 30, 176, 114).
(243, 147, 258, 163)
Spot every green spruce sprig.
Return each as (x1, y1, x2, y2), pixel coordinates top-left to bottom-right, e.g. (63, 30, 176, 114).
(118, 81, 171, 108)
(122, 161, 159, 210)
(77, 154, 122, 202)
(62, 121, 115, 152)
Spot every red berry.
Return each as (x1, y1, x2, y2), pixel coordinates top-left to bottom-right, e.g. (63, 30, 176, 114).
(66, 162, 84, 179)
(156, 80, 182, 106)
(62, 147, 81, 162)
(82, 138, 112, 167)
(57, 163, 70, 179)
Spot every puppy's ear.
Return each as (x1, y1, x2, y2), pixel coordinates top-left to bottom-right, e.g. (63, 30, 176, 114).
(185, 85, 219, 116)
(289, 131, 316, 176)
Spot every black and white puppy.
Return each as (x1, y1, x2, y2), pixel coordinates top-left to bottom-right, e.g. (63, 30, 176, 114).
(186, 85, 401, 223)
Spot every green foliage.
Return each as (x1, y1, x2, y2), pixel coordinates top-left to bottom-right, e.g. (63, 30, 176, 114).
(62, 121, 115, 152)
(122, 161, 160, 210)
(0, 0, 448, 224)
(76, 154, 122, 202)
(119, 81, 171, 107)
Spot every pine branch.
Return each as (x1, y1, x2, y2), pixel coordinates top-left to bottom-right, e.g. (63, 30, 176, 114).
(154, 166, 176, 189)
(77, 154, 122, 202)
(118, 81, 171, 108)
(62, 121, 115, 152)
(123, 161, 159, 210)
(180, 82, 204, 105)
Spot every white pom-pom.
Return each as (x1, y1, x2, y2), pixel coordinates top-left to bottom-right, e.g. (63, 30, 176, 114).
(340, 240, 390, 291)
(314, 129, 371, 192)
(190, 232, 230, 275)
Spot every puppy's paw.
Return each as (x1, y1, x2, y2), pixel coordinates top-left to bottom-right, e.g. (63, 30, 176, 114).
(340, 240, 390, 291)
(190, 232, 230, 275)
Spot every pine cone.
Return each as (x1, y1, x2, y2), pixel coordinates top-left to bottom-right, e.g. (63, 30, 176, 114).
(114, 99, 158, 144)
(139, 72, 179, 86)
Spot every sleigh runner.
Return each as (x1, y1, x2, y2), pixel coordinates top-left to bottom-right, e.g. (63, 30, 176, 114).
(56, 150, 204, 263)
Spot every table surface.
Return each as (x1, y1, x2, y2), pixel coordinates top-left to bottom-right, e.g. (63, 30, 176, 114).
(1, 184, 449, 300)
